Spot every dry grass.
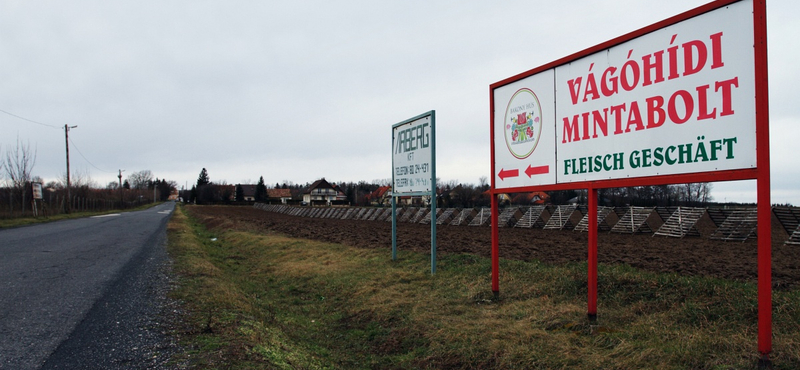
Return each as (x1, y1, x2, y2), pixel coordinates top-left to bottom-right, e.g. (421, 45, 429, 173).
(167, 205, 800, 369)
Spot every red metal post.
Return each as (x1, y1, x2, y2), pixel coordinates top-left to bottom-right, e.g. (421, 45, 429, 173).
(489, 84, 500, 298)
(588, 187, 598, 319)
(491, 194, 500, 297)
(753, 0, 772, 358)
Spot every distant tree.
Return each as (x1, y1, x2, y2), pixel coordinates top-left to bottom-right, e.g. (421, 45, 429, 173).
(3, 137, 37, 215)
(235, 184, 244, 202)
(123, 180, 131, 189)
(219, 185, 234, 204)
(478, 176, 489, 191)
(196, 168, 210, 187)
(683, 182, 713, 205)
(548, 189, 578, 205)
(652, 185, 675, 206)
(255, 176, 267, 202)
(348, 186, 356, 205)
(198, 184, 216, 204)
(190, 185, 197, 203)
(57, 168, 96, 190)
(127, 170, 154, 190)
(194, 168, 213, 204)
(438, 187, 452, 208)
(156, 179, 177, 201)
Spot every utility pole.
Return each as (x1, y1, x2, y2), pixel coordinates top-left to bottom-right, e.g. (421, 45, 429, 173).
(64, 125, 77, 213)
(118, 169, 125, 209)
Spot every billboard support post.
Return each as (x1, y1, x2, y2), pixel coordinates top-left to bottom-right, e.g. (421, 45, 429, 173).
(754, 0, 771, 360)
(391, 195, 397, 261)
(588, 186, 598, 320)
(391, 111, 437, 274)
(430, 122, 438, 274)
(491, 194, 500, 297)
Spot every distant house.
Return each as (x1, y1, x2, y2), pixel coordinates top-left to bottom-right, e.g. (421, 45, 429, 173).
(512, 191, 551, 205)
(483, 189, 511, 206)
(168, 188, 180, 201)
(267, 188, 292, 204)
(302, 178, 347, 205)
(446, 185, 467, 206)
(332, 184, 347, 201)
(235, 184, 257, 201)
(365, 186, 426, 206)
(398, 195, 432, 206)
(367, 185, 392, 206)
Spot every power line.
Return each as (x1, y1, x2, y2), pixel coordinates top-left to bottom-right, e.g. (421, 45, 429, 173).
(0, 108, 59, 129)
(68, 137, 114, 173)
(1, 106, 115, 176)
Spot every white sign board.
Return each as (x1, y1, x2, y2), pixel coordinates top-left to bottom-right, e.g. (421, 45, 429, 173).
(493, 0, 756, 189)
(32, 182, 43, 200)
(492, 70, 557, 189)
(393, 111, 435, 194)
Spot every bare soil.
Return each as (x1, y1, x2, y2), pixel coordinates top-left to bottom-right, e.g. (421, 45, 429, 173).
(186, 205, 800, 289)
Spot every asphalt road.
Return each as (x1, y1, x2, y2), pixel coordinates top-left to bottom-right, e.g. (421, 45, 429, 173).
(0, 202, 178, 370)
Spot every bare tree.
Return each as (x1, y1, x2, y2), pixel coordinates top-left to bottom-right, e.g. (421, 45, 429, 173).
(3, 137, 37, 215)
(127, 170, 154, 190)
(683, 182, 713, 205)
(442, 179, 459, 191)
(478, 176, 489, 191)
(58, 168, 96, 189)
(44, 180, 61, 190)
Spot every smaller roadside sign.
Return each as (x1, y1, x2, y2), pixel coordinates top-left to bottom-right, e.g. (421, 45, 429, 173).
(392, 111, 435, 194)
(32, 182, 43, 200)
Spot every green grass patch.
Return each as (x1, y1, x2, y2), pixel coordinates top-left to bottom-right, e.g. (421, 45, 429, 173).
(167, 205, 800, 369)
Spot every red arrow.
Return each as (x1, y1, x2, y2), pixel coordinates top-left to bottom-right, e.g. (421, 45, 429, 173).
(498, 168, 519, 180)
(525, 165, 550, 177)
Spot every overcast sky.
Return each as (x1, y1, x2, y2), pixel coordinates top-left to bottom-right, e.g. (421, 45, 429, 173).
(1, 0, 797, 204)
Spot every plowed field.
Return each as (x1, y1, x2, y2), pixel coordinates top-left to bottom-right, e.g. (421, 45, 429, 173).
(186, 205, 800, 289)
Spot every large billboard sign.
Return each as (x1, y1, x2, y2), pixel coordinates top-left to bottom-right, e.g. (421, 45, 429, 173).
(492, 0, 757, 189)
(489, 0, 774, 359)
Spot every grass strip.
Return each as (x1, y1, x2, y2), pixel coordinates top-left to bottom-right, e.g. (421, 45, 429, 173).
(167, 205, 800, 369)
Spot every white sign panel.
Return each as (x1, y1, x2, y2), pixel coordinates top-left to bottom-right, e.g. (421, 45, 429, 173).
(393, 112, 434, 194)
(32, 182, 43, 200)
(493, 70, 556, 189)
(555, 0, 755, 183)
(492, 0, 756, 188)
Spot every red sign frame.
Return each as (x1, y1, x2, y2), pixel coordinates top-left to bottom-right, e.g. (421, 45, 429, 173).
(488, 0, 771, 359)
